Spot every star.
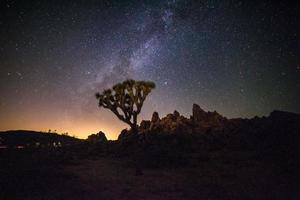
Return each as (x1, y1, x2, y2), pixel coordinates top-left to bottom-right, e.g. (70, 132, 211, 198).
(0, 0, 298, 139)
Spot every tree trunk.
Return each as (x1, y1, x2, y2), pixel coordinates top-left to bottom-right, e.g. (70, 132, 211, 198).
(130, 124, 143, 176)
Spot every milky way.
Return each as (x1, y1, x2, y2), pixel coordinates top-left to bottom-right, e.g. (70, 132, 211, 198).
(0, 0, 299, 139)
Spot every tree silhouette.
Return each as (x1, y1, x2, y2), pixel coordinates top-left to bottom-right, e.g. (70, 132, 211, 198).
(95, 79, 155, 134)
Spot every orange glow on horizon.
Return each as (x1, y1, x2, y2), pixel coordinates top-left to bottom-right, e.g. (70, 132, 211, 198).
(0, 111, 128, 140)
(0, 98, 136, 140)
(0, 123, 126, 140)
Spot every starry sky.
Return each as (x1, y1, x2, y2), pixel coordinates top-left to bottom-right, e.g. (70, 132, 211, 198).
(0, 0, 299, 139)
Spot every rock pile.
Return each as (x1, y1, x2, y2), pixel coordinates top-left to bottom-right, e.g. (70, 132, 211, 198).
(138, 104, 227, 135)
(87, 131, 107, 144)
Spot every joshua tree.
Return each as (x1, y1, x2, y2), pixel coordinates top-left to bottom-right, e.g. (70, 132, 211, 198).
(95, 79, 155, 134)
(96, 79, 155, 176)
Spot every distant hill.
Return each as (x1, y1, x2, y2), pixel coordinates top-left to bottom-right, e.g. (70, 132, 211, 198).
(0, 130, 82, 148)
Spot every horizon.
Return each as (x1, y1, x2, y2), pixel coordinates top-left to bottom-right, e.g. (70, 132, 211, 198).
(0, 1, 299, 139)
(1, 106, 297, 140)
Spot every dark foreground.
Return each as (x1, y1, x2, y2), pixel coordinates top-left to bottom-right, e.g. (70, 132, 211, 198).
(0, 109, 299, 199)
(0, 145, 298, 200)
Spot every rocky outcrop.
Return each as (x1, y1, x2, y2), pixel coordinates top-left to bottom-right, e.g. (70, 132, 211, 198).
(192, 104, 227, 128)
(192, 104, 206, 122)
(159, 111, 193, 134)
(116, 103, 300, 170)
(173, 110, 180, 118)
(140, 120, 151, 131)
(151, 112, 160, 123)
(87, 131, 107, 144)
(118, 129, 131, 141)
(149, 112, 160, 131)
(269, 110, 300, 122)
(136, 104, 228, 135)
(139, 110, 193, 134)
(120, 103, 300, 144)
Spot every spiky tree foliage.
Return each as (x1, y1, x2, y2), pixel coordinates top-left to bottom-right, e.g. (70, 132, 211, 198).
(95, 79, 155, 133)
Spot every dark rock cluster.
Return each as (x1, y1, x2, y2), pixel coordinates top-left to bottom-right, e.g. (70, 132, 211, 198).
(115, 103, 300, 154)
(138, 104, 227, 135)
(87, 131, 107, 144)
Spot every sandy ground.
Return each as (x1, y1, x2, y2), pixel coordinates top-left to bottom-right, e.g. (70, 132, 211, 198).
(65, 155, 292, 200)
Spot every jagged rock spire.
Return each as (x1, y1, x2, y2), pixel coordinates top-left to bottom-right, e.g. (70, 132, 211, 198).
(151, 112, 160, 123)
(192, 104, 206, 122)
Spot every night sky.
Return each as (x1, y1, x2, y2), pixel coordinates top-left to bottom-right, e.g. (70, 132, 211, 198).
(0, 0, 299, 139)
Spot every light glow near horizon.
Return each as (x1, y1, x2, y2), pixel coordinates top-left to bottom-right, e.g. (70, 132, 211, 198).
(0, 1, 298, 139)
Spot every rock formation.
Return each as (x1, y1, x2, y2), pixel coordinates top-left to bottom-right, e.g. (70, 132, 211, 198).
(136, 104, 228, 135)
(117, 103, 300, 148)
(87, 131, 107, 144)
(192, 104, 227, 128)
(140, 120, 151, 131)
(151, 112, 160, 123)
(148, 112, 160, 131)
(192, 104, 206, 122)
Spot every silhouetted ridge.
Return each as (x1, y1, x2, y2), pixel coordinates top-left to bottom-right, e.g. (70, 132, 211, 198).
(118, 104, 300, 140)
(269, 110, 300, 122)
(0, 130, 82, 147)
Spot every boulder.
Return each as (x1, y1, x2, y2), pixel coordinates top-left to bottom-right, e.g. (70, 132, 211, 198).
(140, 120, 151, 131)
(87, 131, 107, 144)
(151, 112, 160, 123)
(192, 104, 226, 128)
(118, 129, 132, 141)
(149, 112, 161, 131)
(173, 110, 180, 118)
(156, 111, 193, 134)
